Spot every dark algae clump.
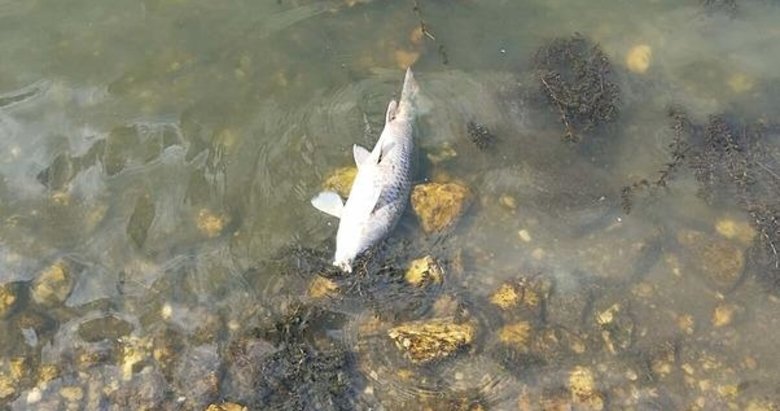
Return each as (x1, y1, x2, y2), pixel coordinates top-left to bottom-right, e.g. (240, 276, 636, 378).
(225, 305, 357, 410)
(623, 108, 780, 293)
(466, 121, 496, 151)
(533, 34, 620, 142)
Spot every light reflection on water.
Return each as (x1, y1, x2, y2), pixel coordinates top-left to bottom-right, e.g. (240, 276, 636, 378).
(0, 0, 779, 409)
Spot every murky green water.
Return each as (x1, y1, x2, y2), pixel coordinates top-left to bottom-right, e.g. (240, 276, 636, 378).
(1, 0, 779, 409)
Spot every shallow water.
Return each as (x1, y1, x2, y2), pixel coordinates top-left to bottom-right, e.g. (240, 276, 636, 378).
(1, 0, 780, 409)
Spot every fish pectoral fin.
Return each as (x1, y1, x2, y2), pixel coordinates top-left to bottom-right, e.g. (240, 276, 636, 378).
(365, 185, 383, 216)
(353, 144, 371, 169)
(311, 191, 344, 218)
(374, 141, 395, 164)
(385, 99, 398, 123)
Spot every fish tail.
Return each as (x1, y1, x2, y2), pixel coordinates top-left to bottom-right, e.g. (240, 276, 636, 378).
(398, 67, 419, 115)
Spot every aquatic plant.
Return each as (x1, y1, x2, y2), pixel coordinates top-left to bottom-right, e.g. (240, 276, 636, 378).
(466, 121, 496, 151)
(623, 109, 780, 293)
(533, 34, 621, 142)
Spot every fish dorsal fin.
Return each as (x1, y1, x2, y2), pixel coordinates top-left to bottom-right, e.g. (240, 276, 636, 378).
(311, 191, 344, 218)
(353, 144, 371, 169)
(385, 99, 398, 123)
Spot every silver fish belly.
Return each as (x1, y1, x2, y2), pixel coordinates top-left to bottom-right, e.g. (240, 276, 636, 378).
(311, 68, 419, 272)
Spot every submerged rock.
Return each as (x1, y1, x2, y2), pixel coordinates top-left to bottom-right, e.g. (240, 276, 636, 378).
(568, 366, 604, 410)
(593, 302, 635, 355)
(0, 283, 19, 318)
(677, 229, 745, 291)
(404, 255, 444, 287)
(196, 208, 229, 238)
(206, 403, 248, 411)
(322, 166, 357, 198)
(497, 321, 533, 351)
(387, 318, 475, 364)
(307, 275, 339, 299)
(489, 277, 548, 317)
(625, 44, 652, 74)
(411, 182, 472, 234)
(30, 260, 74, 306)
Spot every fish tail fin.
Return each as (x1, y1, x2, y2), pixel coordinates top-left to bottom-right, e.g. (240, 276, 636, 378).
(397, 67, 419, 118)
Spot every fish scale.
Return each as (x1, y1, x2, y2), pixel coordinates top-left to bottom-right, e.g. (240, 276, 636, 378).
(311, 68, 419, 272)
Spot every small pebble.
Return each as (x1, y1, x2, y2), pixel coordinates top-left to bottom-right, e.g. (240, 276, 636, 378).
(517, 229, 532, 243)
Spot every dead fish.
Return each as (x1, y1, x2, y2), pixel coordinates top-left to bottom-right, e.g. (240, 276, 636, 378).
(311, 68, 419, 272)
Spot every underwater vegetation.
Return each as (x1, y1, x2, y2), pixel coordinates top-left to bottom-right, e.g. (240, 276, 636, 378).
(623, 109, 780, 294)
(533, 34, 621, 142)
(465, 121, 497, 151)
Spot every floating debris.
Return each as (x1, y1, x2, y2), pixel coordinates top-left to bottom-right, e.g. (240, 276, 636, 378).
(534, 34, 620, 142)
(387, 318, 475, 364)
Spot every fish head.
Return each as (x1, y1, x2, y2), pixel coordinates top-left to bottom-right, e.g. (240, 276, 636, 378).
(333, 258, 353, 273)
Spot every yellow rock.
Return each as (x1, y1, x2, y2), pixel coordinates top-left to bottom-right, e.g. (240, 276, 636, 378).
(0, 283, 17, 317)
(712, 303, 736, 327)
(31, 260, 73, 306)
(120, 336, 150, 381)
(490, 284, 519, 310)
(626, 44, 652, 74)
(568, 366, 604, 409)
(677, 314, 695, 335)
(404, 256, 444, 287)
(499, 194, 517, 211)
(37, 364, 59, 384)
(426, 144, 458, 164)
(715, 218, 755, 245)
(717, 384, 739, 399)
(727, 73, 754, 93)
(196, 209, 228, 238)
(498, 321, 532, 350)
(387, 318, 475, 364)
(411, 182, 472, 234)
(308, 275, 339, 299)
(206, 403, 248, 411)
(0, 375, 15, 399)
(517, 229, 532, 243)
(322, 166, 357, 198)
(9, 357, 27, 381)
(59, 386, 84, 402)
(745, 400, 776, 411)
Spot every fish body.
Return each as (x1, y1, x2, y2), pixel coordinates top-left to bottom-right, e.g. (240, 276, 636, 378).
(312, 68, 419, 272)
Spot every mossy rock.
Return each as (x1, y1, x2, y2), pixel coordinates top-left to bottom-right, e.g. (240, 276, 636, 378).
(388, 317, 475, 364)
(411, 182, 472, 234)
